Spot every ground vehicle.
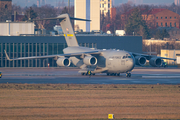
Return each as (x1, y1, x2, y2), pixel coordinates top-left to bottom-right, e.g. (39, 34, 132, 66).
(115, 30, 126, 36)
(161, 62, 167, 67)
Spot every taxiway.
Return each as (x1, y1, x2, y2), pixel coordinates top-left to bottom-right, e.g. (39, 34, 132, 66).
(0, 67, 180, 84)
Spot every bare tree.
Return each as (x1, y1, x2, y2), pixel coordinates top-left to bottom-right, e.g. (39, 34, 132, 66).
(12, 4, 23, 14)
(32, 5, 57, 30)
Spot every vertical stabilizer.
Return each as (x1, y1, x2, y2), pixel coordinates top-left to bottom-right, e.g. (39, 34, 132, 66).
(32, 13, 90, 47)
(59, 14, 79, 47)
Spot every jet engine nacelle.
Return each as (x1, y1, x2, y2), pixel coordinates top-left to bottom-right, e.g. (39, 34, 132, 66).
(83, 56, 97, 66)
(56, 57, 71, 67)
(149, 58, 162, 67)
(135, 56, 146, 66)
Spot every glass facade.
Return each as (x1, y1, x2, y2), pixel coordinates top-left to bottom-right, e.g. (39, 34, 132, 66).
(0, 43, 97, 67)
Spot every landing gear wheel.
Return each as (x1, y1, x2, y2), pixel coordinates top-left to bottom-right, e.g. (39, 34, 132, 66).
(92, 73, 95, 76)
(114, 73, 116, 76)
(117, 73, 120, 76)
(107, 73, 110, 76)
(81, 73, 85, 75)
(126, 73, 131, 78)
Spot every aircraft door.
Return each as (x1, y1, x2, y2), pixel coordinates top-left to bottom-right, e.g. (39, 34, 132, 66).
(107, 58, 112, 69)
(121, 60, 125, 65)
(114, 59, 121, 71)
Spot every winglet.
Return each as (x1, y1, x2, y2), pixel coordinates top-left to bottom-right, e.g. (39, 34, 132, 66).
(4, 50, 12, 61)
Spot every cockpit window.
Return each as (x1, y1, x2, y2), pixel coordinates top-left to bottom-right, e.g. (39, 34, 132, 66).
(123, 55, 131, 59)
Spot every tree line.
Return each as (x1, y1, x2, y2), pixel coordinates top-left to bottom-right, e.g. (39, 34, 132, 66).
(0, 2, 179, 38)
(101, 2, 180, 39)
(0, 4, 74, 30)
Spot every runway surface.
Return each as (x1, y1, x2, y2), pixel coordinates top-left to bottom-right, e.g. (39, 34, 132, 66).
(0, 67, 180, 84)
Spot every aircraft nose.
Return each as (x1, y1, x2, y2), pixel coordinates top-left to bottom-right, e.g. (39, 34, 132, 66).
(129, 58, 135, 71)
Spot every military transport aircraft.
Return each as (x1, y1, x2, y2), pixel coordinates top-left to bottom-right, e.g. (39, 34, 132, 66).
(4, 14, 176, 77)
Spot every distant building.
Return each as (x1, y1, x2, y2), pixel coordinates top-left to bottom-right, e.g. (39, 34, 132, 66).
(74, 0, 100, 32)
(100, 0, 112, 16)
(174, 0, 180, 5)
(37, 0, 46, 7)
(0, 36, 142, 67)
(110, 7, 116, 21)
(0, 22, 35, 36)
(37, 0, 40, 7)
(121, 8, 180, 29)
(161, 49, 180, 64)
(0, 0, 12, 10)
(0, 0, 12, 21)
(12, 13, 24, 22)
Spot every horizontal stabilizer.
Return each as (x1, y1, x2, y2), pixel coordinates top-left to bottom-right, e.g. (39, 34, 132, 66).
(30, 14, 91, 22)
(69, 17, 91, 21)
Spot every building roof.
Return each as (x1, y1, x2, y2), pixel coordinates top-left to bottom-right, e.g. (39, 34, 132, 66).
(142, 8, 166, 15)
(12, 14, 24, 22)
(122, 8, 167, 15)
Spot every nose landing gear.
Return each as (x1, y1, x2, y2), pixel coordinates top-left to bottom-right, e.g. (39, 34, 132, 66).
(126, 72, 131, 77)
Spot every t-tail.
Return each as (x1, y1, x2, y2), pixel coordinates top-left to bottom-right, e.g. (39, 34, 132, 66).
(31, 13, 90, 47)
(59, 14, 78, 47)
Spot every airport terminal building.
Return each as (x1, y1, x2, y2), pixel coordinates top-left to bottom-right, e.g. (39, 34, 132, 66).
(0, 36, 142, 67)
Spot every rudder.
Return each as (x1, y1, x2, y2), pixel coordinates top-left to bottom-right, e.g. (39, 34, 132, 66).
(59, 14, 79, 47)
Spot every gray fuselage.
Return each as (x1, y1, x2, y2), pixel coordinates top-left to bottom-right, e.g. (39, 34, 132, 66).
(63, 46, 135, 73)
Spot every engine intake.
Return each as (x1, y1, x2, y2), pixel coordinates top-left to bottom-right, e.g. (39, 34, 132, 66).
(149, 58, 162, 67)
(83, 56, 97, 66)
(56, 57, 71, 67)
(135, 56, 146, 66)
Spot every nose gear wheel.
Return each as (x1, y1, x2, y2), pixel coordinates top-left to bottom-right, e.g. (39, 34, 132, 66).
(126, 73, 131, 77)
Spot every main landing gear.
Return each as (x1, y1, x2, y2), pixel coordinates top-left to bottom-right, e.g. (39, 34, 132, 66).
(81, 72, 95, 76)
(107, 73, 120, 76)
(107, 72, 131, 77)
(126, 73, 131, 78)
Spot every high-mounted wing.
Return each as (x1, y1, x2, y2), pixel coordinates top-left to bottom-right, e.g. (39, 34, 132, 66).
(130, 52, 176, 67)
(4, 50, 101, 61)
(131, 52, 176, 61)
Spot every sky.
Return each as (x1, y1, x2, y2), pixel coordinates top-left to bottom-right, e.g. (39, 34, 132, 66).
(12, 0, 175, 7)
(115, 0, 174, 5)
